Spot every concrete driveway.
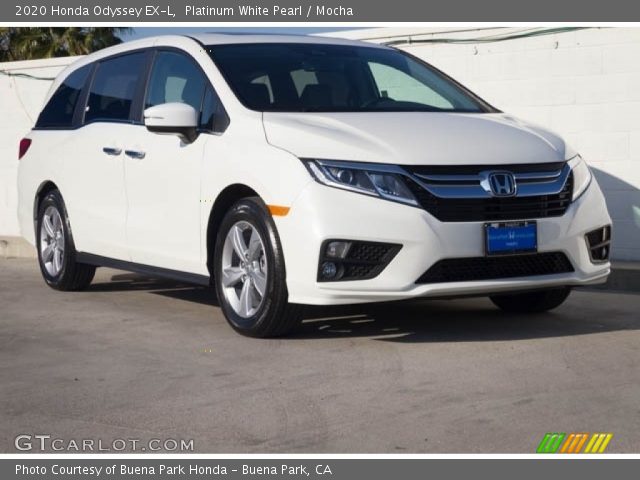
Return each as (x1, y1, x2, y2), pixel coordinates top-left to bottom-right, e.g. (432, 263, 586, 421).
(1, 258, 639, 453)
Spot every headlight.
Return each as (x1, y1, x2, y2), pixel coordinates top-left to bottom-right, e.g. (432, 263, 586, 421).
(569, 155, 592, 201)
(303, 159, 418, 206)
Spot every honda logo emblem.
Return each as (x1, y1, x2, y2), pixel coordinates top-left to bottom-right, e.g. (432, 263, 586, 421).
(487, 172, 517, 197)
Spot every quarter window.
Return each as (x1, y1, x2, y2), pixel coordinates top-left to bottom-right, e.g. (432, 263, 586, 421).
(85, 52, 146, 123)
(200, 86, 230, 133)
(36, 64, 91, 128)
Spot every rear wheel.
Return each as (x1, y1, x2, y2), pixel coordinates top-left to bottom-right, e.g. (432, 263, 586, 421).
(490, 287, 571, 313)
(213, 197, 301, 337)
(36, 189, 95, 291)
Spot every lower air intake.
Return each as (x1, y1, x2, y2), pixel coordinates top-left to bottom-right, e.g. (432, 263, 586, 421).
(585, 225, 612, 263)
(318, 240, 401, 282)
(416, 252, 574, 284)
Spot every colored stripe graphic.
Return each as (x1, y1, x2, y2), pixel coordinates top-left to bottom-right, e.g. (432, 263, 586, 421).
(584, 433, 613, 453)
(538, 432, 613, 453)
(573, 433, 590, 453)
(560, 433, 576, 453)
(537, 433, 566, 453)
(560, 433, 589, 453)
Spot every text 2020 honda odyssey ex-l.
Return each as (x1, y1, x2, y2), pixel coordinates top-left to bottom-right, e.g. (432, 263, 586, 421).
(17, 34, 612, 337)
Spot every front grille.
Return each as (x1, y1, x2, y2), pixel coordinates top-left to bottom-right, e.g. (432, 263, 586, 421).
(416, 252, 574, 284)
(404, 163, 573, 222)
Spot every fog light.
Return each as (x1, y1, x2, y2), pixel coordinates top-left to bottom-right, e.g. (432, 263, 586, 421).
(320, 262, 338, 279)
(317, 239, 401, 282)
(325, 241, 351, 259)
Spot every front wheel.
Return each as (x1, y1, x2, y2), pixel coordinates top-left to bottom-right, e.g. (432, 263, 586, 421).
(213, 197, 301, 337)
(489, 287, 572, 313)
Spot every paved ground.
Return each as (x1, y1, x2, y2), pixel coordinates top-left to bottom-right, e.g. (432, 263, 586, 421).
(1, 258, 639, 453)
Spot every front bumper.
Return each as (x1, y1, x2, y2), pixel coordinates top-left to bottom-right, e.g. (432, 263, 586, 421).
(275, 179, 611, 305)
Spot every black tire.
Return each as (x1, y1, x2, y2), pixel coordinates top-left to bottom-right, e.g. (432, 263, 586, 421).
(490, 287, 571, 313)
(213, 197, 301, 337)
(36, 189, 96, 291)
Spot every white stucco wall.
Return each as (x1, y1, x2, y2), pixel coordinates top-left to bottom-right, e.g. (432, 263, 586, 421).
(0, 56, 78, 240)
(1, 27, 639, 260)
(331, 27, 640, 261)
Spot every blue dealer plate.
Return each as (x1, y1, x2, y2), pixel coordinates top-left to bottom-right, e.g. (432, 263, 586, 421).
(485, 222, 537, 255)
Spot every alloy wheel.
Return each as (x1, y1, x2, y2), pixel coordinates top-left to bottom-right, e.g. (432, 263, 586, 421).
(39, 205, 65, 277)
(221, 221, 268, 318)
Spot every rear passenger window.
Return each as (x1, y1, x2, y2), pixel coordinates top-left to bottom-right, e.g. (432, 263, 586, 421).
(145, 51, 206, 112)
(85, 53, 145, 123)
(36, 64, 91, 129)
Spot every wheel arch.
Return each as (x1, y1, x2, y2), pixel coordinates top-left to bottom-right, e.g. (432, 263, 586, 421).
(33, 181, 60, 232)
(206, 183, 261, 278)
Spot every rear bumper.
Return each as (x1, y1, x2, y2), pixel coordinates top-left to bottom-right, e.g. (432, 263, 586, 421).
(276, 178, 611, 305)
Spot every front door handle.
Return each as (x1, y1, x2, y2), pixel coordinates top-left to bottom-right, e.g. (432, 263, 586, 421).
(125, 150, 146, 159)
(102, 147, 122, 156)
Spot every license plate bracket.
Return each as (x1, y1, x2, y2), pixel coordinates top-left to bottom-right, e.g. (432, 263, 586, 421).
(485, 221, 538, 256)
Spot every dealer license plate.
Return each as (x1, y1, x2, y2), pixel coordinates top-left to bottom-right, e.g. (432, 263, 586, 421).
(485, 221, 537, 255)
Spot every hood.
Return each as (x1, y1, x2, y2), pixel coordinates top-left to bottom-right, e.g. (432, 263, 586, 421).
(262, 112, 573, 165)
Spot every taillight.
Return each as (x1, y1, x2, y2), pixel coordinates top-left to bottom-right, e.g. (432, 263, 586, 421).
(19, 138, 32, 160)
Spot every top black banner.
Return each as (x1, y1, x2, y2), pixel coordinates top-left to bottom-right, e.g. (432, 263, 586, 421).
(4, 0, 640, 22)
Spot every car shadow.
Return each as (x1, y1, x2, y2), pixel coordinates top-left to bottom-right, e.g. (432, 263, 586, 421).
(86, 272, 639, 344)
(293, 296, 640, 342)
(87, 273, 219, 306)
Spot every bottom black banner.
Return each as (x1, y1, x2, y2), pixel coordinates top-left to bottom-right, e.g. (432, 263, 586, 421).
(2, 458, 638, 480)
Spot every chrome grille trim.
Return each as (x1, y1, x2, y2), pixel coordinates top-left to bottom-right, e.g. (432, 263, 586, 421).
(408, 163, 570, 199)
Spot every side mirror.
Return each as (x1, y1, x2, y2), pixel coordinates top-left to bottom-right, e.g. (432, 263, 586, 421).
(144, 103, 199, 143)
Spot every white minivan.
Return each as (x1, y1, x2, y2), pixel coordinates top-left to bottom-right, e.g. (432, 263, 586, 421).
(18, 34, 612, 337)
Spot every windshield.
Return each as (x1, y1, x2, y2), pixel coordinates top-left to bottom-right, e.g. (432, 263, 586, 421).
(207, 43, 492, 113)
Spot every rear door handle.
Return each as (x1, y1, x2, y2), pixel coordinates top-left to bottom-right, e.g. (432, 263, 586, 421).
(125, 150, 146, 159)
(102, 147, 122, 156)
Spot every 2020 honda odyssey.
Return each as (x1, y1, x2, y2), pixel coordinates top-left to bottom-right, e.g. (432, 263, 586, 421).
(17, 34, 612, 337)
